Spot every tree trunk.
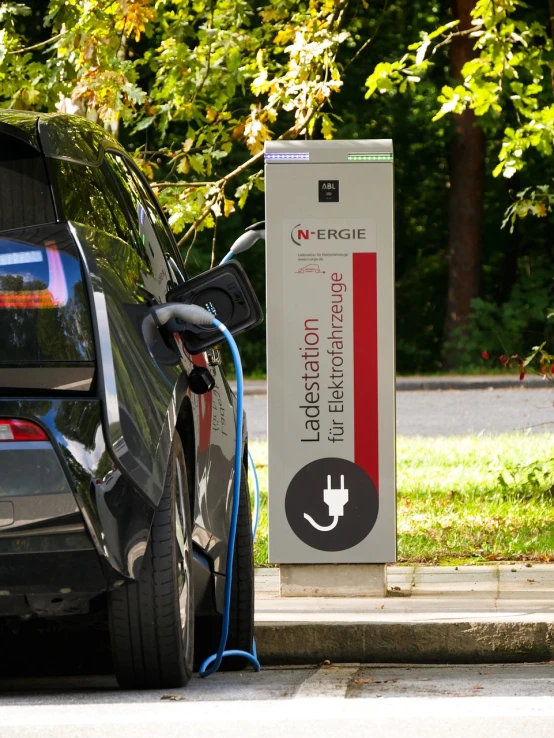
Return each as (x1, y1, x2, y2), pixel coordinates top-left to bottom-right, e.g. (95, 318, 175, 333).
(443, 0, 485, 366)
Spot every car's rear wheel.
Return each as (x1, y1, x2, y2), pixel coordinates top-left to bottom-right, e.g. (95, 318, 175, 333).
(195, 463, 254, 671)
(108, 433, 194, 689)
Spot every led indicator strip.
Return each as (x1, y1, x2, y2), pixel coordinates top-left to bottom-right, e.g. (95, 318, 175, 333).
(348, 153, 394, 162)
(264, 152, 310, 162)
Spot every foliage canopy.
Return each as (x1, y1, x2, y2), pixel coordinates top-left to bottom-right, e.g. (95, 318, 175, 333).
(0, 0, 354, 252)
(365, 0, 554, 229)
(2, 0, 554, 373)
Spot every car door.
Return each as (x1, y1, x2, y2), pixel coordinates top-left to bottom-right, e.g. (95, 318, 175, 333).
(50, 153, 184, 504)
(104, 153, 237, 570)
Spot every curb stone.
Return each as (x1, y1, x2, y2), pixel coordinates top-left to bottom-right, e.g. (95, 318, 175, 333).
(396, 375, 552, 391)
(235, 375, 553, 395)
(254, 621, 554, 665)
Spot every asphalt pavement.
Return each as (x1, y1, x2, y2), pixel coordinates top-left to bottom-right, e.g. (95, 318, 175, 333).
(245, 387, 554, 440)
(2, 664, 554, 737)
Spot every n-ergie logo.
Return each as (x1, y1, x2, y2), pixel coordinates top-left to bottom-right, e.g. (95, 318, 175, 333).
(291, 224, 367, 247)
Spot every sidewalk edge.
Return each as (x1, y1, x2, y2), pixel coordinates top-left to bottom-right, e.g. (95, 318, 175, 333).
(236, 376, 553, 394)
(255, 621, 554, 665)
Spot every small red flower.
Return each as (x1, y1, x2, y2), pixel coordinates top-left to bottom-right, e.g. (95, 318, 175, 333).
(550, 365, 554, 374)
(499, 354, 508, 366)
(519, 371, 526, 381)
(481, 350, 489, 360)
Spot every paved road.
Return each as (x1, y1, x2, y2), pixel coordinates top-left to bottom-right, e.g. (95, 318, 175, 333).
(245, 387, 554, 439)
(2, 664, 554, 737)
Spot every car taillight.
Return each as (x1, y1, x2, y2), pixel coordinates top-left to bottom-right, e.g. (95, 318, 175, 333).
(0, 420, 48, 441)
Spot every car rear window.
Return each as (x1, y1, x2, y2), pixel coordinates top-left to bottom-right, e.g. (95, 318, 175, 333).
(0, 224, 94, 363)
(0, 137, 55, 231)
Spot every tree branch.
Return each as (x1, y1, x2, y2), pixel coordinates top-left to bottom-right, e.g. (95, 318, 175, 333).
(8, 30, 66, 55)
(344, 0, 390, 72)
(191, 0, 215, 102)
(431, 27, 475, 55)
(175, 0, 349, 249)
(183, 227, 198, 267)
(178, 192, 221, 248)
(329, 0, 350, 28)
(154, 181, 213, 189)
(210, 212, 218, 268)
(176, 110, 324, 248)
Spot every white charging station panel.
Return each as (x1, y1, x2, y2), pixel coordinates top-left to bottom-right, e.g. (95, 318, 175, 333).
(265, 140, 396, 563)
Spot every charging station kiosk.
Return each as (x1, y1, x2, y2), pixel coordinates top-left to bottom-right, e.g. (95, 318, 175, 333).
(264, 140, 396, 569)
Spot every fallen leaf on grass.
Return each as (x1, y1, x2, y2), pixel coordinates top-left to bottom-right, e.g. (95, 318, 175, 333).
(161, 694, 183, 701)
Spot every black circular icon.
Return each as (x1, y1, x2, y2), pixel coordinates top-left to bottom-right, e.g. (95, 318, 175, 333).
(285, 457, 379, 552)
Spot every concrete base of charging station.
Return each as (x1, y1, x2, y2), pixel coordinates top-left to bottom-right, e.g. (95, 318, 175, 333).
(256, 565, 554, 665)
(279, 564, 387, 598)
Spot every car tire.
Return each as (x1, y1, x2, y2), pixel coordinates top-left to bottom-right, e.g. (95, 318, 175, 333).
(108, 433, 194, 689)
(195, 464, 254, 671)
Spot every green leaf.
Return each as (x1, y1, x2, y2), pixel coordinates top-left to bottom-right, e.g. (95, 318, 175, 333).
(134, 117, 155, 131)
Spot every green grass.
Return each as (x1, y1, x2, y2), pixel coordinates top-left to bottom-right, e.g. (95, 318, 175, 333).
(249, 442, 269, 568)
(249, 435, 554, 567)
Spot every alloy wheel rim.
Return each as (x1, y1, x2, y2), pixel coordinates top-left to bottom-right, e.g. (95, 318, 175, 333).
(174, 457, 192, 660)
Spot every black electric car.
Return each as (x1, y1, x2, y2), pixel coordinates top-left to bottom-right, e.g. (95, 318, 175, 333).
(0, 110, 257, 688)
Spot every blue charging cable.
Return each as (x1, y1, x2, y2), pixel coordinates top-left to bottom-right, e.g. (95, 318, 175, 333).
(219, 224, 264, 266)
(144, 303, 261, 677)
(198, 317, 261, 676)
(218, 250, 260, 543)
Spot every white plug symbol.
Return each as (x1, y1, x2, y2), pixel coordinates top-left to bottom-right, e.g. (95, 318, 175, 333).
(304, 475, 349, 532)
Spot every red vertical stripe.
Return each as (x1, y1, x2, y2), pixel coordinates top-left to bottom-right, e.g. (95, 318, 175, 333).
(353, 252, 379, 491)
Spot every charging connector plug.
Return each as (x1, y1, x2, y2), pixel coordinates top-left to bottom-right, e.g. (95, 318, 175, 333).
(323, 475, 349, 518)
(304, 475, 349, 532)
